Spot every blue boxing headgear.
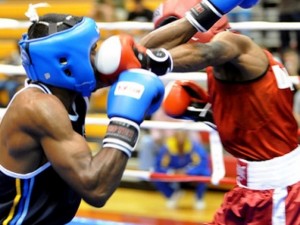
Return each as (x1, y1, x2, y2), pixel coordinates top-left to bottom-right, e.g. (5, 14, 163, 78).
(19, 16, 100, 96)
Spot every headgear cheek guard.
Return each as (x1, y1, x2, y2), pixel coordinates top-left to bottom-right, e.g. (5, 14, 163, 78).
(19, 17, 100, 97)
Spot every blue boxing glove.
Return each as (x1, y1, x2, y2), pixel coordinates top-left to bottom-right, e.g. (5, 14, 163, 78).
(103, 69, 165, 157)
(185, 0, 258, 32)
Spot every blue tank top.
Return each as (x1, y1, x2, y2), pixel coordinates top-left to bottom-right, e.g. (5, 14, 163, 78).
(0, 81, 89, 224)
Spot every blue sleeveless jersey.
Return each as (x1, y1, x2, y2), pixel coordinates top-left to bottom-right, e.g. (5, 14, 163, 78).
(0, 81, 89, 224)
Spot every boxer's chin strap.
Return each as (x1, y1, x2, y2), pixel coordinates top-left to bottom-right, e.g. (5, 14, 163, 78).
(25, 3, 50, 22)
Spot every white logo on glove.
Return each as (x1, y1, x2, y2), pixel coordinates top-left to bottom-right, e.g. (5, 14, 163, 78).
(115, 81, 144, 99)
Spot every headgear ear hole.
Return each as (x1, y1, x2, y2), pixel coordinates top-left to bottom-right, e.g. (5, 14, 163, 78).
(64, 69, 72, 76)
(59, 57, 68, 65)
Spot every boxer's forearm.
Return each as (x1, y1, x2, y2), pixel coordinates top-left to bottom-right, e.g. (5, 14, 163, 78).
(140, 18, 197, 49)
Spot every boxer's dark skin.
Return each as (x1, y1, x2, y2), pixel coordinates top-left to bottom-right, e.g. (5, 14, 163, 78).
(138, 1, 300, 224)
(0, 80, 128, 207)
(140, 17, 268, 82)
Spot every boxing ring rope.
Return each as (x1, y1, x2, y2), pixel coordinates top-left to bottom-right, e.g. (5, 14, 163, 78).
(0, 64, 299, 85)
(1, 20, 300, 187)
(122, 170, 237, 185)
(1, 19, 300, 31)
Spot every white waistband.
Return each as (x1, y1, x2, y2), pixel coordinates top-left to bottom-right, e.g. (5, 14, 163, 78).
(237, 145, 300, 190)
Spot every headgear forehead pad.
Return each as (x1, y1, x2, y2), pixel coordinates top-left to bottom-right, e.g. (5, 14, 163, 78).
(19, 16, 100, 96)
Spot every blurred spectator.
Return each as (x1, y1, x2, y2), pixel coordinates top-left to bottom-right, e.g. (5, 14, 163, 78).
(0, 40, 25, 106)
(293, 89, 300, 128)
(89, 0, 127, 42)
(90, 0, 117, 22)
(227, 7, 253, 22)
(288, 48, 300, 132)
(278, 0, 300, 53)
(3, 46, 22, 66)
(137, 127, 161, 171)
(137, 108, 175, 171)
(281, 47, 300, 76)
(0, 79, 23, 107)
(127, 0, 153, 22)
(227, 7, 253, 36)
(283, 48, 300, 141)
(293, 85, 300, 144)
(153, 130, 211, 210)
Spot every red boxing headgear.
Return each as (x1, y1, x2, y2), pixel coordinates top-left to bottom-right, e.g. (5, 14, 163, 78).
(153, 0, 231, 43)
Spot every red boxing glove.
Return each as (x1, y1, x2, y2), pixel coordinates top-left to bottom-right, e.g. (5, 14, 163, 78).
(94, 34, 173, 88)
(94, 34, 145, 87)
(163, 80, 215, 128)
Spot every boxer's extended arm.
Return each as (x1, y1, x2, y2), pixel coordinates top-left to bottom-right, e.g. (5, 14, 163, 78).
(142, 30, 237, 71)
(161, 32, 239, 72)
(167, 31, 268, 79)
(140, 0, 259, 49)
(140, 18, 197, 49)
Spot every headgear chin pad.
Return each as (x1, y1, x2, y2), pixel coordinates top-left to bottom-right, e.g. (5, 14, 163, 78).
(153, 0, 230, 43)
(19, 17, 100, 97)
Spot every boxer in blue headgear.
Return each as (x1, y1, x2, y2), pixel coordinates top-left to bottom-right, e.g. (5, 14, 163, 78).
(19, 13, 99, 97)
(0, 5, 166, 224)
